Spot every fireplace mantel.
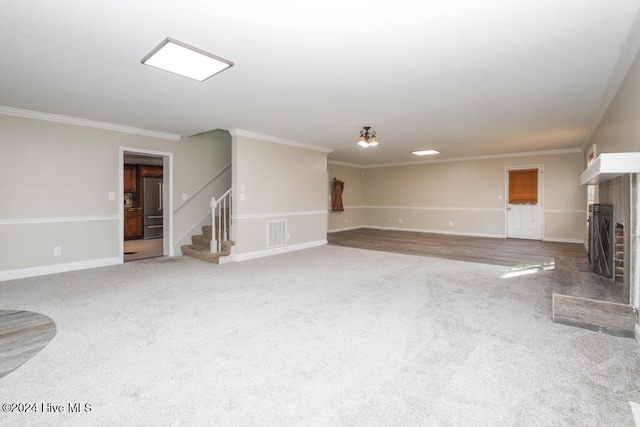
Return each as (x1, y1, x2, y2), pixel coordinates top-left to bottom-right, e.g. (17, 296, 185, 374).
(580, 152, 640, 185)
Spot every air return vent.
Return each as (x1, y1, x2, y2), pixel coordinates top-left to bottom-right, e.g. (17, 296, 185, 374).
(267, 220, 287, 248)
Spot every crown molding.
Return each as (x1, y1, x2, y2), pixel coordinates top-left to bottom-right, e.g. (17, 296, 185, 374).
(327, 160, 364, 168)
(229, 129, 334, 154)
(0, 106, 182, 141)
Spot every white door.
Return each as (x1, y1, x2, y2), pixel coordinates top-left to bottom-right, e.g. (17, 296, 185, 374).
(507, 203, 542, 239)
(506, 167, 542, 240)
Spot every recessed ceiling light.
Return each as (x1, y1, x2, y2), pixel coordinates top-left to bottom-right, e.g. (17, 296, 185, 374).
(412, 149, 441, 156)
(141, 37, 233, 82)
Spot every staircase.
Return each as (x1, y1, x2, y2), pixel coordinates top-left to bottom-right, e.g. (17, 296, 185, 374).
(181, 224, 234, 264)
(181, 190, 234, 264)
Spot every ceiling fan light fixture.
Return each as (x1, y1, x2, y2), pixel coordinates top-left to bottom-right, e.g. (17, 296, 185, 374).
(141, 37, 233, 82)
(357, 126, 378, 148)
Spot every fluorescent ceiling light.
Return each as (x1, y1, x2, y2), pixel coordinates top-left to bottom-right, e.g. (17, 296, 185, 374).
(141, 37, 233, 82)
(411, 149, 441, 156)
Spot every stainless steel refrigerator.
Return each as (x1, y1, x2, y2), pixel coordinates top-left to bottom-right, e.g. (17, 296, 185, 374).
(142, 177, 163, 239)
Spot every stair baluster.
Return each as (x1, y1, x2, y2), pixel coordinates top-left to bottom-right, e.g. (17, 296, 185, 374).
(211, 189, 231, 253)
(180, 188, 233, 264)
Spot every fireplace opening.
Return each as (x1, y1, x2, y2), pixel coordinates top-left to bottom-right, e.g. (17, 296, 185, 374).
(615, 223, 624, 284)
(589, 204, 613, 278)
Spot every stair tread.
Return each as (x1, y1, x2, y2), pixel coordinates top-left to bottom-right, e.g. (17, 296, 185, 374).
(181, 240, 235, 265)
(183, 245, 211, 253)
(181, 199, 231, 264)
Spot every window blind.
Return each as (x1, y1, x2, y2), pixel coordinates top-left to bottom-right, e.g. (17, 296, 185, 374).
(509, 169, 538, 204)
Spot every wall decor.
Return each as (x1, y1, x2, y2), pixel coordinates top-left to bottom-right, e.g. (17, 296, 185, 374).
(332, 178, 344, 212)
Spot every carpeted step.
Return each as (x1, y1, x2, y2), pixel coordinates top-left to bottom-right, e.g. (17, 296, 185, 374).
(203, 221, 231, 240)
(191, 234, 210, 247)
(181, 244, 223, 264)
(219, 240, 235, 254)
(195, 228, 229, 247)
(202, 225, 212, 239)
(181, 240, 235, 264)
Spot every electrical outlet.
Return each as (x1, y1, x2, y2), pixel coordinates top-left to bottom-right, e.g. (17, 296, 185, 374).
(398, 218, 403, 224)
(53, 246, 62, 256)
(182, 193, 188, 201)
(108, 192, 115, 200)
(449, 221, 454, 227)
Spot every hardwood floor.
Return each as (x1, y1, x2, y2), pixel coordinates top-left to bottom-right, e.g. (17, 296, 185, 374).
(328, 228, 583, 265)
(124, 238, 164, 262)
(328, 228, 626, 304)
(0, 310, 56, 379)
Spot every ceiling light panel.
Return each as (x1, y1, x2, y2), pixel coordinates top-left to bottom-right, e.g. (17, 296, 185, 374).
(412, 150, 441, 156)
(141, 37, 233, 82)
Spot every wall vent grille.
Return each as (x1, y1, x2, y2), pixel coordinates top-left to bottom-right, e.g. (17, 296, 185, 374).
(267, 220, 287, 248)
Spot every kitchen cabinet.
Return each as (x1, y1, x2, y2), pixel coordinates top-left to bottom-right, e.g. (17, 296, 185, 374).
(124, 208, 142, 240)
(124, 164, 138, 192)
(140, 165, 163, 178)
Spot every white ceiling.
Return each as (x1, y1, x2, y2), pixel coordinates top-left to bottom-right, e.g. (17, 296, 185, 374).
(2, 0, 640, 166)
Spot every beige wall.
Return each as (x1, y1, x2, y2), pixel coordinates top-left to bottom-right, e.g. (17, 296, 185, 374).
(231, 132, 329, 259)
(0, 114, 231, 279)
(589, 49, 640, 155)
(171, 129, 232, 249)
(328, 151, 586, 242)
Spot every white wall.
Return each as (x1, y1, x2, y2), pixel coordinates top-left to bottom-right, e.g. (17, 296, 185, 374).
(0, 114, 231, 280)
(231, 131, 330, 260)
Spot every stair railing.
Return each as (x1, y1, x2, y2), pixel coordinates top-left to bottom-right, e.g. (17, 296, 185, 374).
(210, 189, 231, 252)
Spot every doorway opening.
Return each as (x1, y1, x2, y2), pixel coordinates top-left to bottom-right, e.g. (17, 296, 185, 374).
(506, 166, 544, 240)
(120, 148, 173, 262)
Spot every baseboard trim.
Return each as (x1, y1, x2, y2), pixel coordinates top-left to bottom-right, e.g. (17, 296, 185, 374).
(233, 240, 327, 262)
(543, 237, 584, 244)
(0, 257, 121, 282)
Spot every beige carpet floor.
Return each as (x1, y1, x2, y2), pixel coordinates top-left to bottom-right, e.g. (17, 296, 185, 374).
(0, 245, 639, 426)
